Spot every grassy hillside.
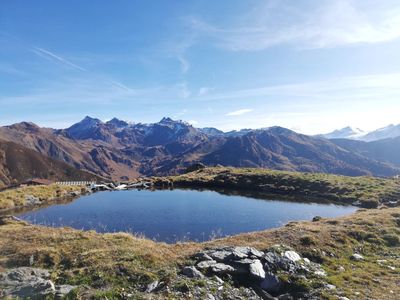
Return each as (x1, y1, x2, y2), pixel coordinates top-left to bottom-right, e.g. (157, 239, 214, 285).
(154, 167, 400, 208)
(0, 207, 399, 299)
(0, 139, 101, 188)
(0, 184, 87, 211)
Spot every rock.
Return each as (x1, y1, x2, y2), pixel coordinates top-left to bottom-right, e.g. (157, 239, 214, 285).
(231, 248, 249, 259)
(145, 280, 159, 293)
(233, 258, 256, 265)
(278, 294, 294, 300)
(350, 253, 364, 261)
(182, 266, 204, 279)
(324, 284, 336, 290)
(0, 267, 56, 297)
(194, 252, 213, 261)
(197, 260, 217, 270)
(260, 273, 281, 293)
(338, 297, 350, 300)
(314, 269, 327, 277)
(209, 250, 233, 262)
(0, 267, 76, 298)
(214, 276, 224, 284)
(264, 252, 281, 271)
(248, 247, 265, 258)
(249, 260, 266, 280)
(55, 285, 76, 297)
(312, 216, 322, 222)
(337, 266, 345, 272)
(25, 195, 41, 206)
(229, 246, 264, 259)
(283, 251, 301, 262)
(69, 191, 81, 197)
(211, 263, 235, 275)
(206, 293, 216, 300)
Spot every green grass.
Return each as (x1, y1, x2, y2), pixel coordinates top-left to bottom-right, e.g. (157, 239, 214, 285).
(155, 167, 400, 207)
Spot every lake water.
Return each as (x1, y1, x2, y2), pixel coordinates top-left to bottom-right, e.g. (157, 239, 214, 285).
(18, 189, 357, 243)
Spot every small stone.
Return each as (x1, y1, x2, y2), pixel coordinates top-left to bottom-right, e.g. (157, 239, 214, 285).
(325, 284, 336, 290)
(283, 251, 301, 262)
(206, 294, 215, 300)
(214, 276, 224, 284)
(312, 216, 322, 222)
(145, 281, 159, 293)
(249, 260, 266, 280)
(303, 258, 310, 264)
(350, 253, 364, 261)
(55, 285, 76, 297)
(337, 266, 345, 272)
(182, 266, 204, 279)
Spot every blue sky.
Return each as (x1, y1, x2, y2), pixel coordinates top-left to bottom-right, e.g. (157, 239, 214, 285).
(1, 0, 400, 134)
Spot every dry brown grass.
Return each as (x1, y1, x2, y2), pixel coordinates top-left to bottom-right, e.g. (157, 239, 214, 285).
(0, 184, 84, 211)
(0, 207, 399, 299)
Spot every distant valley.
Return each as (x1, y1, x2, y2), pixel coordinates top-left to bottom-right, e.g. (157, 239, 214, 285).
(0, 116, 400, 182)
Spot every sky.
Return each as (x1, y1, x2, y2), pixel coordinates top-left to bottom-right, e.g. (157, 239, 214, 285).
(1, 0, 400, 134)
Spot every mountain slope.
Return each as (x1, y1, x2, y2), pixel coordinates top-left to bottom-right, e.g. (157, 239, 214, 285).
(332, 137, 400, 167)
(202, 127, 399, 177)
(319, 126, 365, 139)
(0, 139, 100, 188)
(1, 118, 399, 179)
(360, 124, 400, 142)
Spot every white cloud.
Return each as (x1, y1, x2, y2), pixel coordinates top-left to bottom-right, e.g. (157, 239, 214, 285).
(188, 120, 198, 125)
(198, 87, 212, 96)
(178, 55, 190, 74)
(32, 47, 87, 71)
(187, 0, 400, 51)
(226, 108, 253, 116)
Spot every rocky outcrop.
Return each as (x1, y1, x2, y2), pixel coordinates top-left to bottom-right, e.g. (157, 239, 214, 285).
(0, 267, 76, 298)
(181, 245, 335, 299)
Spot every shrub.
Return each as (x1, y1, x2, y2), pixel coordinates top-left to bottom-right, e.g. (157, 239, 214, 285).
(300, 235, 316, 246)
(383, 233, 400, 247)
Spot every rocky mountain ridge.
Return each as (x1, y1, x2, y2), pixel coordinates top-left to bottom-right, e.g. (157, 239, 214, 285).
(0, 117, 399, 180)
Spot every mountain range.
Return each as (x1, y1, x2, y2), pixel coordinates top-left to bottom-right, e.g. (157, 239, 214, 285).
(320, 124, 400, 141)
(0, 116, 399, 183)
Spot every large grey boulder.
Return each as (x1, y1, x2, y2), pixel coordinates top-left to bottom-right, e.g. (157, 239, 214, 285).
(0, 268, 54, 297)
(0, 267, 76, 298)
